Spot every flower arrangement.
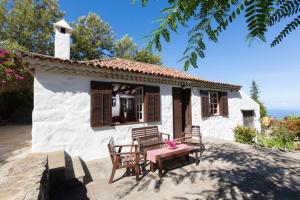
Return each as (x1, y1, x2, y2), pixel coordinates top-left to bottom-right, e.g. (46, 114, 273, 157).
(164, 139, 177, 149)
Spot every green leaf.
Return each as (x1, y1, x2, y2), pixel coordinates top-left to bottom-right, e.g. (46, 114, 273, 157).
(184, 60, 190, 71)
(161, 28, 170, 42)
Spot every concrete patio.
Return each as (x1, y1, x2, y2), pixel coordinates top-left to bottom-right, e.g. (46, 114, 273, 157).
(68, 137, 300, 200)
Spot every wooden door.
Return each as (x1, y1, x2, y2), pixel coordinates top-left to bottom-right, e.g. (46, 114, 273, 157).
(182, 89, 192, 129)
(172, 88, 182, 139)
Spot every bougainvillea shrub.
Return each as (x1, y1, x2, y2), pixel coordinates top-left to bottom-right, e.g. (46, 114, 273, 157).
(0, 48, 32, 91)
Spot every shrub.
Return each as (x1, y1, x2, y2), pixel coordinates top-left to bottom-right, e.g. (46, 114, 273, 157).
(258, 125, 295, 150)
(234, 126, 257, 144)
(278, 118, 300, 137)
(287, 115, 300, 120)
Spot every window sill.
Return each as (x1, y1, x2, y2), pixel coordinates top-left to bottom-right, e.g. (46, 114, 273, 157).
(111, 121, 146, 126)
(92, 120, 161, 128)
(203, 114, 229, 118)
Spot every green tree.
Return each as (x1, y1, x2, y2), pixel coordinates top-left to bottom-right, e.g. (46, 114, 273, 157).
(114, 34, 138, 59)
(114, 34, 161, 64)
(250, 80, 259, 101)
(139, 0, 300, 70)
(0, 0, 64, 54)
(250, 80, 267, 117)
(134, 48, 161, 65)
(71, 12, 115, 60)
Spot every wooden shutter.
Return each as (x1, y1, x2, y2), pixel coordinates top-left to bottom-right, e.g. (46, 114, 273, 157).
(91, 81, 112, 127)
(219, 91, 229, 116)
(144, 86, 160, 122)
(200, 90, 209, 117)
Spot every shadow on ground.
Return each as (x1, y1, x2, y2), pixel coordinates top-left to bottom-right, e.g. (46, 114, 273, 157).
(112, 142, 300, 200)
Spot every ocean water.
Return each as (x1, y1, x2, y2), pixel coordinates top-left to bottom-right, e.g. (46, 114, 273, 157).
(268, 109, 300, 119)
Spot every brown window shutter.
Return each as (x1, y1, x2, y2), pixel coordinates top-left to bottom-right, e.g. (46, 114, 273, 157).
(219, 92, 229, 116)
(200, 90, 209, 117)
(144, 86, 160, 122)
(90, 81, 112, 127)
(154, 94, 160, 121)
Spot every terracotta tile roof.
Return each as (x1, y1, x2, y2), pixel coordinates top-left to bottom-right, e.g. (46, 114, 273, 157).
(14, 50, 241, 90)
(79, 58, 201, 81)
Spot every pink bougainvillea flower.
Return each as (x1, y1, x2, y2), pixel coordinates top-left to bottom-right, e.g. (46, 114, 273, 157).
(5, 68, 15, 76)
(0, 49, 10, 56)
(14, 73, 24, 80)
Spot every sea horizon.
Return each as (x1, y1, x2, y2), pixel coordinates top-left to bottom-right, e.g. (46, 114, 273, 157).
(268, 109, 300, 119)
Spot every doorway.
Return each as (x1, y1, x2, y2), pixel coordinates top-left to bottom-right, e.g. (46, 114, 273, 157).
(172, 87, 192, 139)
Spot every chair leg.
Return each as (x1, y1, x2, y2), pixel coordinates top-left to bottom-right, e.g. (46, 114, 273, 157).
(143, 154, 147, 172)
(109, 167, 116, 184)
(135, 164, 140, 182)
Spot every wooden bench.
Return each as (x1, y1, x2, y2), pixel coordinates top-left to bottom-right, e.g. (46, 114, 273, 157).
(132, 126, 170, 165)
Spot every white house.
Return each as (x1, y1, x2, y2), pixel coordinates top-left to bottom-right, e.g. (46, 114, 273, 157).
(15, 20, 260, 161)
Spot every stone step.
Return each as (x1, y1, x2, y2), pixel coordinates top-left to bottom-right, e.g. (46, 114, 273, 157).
(47, 150, 66, 171)
(65, 155, 85, 183)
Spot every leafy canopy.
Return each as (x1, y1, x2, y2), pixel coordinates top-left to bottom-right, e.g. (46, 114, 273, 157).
(0, 0, 64, 55)
(140, 0, 300, 70)
(71, 12, 115, 60)
(114, 34, 138, 59)
(134, 48, 162, 65)
(115, 34, 162, 64)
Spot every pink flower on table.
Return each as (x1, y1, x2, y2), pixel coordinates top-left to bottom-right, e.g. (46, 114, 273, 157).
(164, 139, 177, 149)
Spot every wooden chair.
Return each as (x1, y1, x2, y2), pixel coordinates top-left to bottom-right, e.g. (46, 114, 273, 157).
(107, 137, 141, 184)
(181, 125, 205, 156)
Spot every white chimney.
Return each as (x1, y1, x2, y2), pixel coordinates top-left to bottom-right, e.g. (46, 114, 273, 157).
(54, 19, 72, 60)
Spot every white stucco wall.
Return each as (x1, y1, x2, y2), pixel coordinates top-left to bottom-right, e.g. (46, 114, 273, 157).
(191, 88, 260, 141)
(32, 71, 173, 161)
(32, 70, 260, 161)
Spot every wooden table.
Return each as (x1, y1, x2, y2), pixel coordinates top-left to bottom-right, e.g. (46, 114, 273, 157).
(147, 144, 199, 178)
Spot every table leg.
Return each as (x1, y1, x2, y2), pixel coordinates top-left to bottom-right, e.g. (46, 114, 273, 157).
(150, 161, 154, 172)
(185, 154, 190, 161)
(195, 151, 199, 166)
(158, 160, 163, 179)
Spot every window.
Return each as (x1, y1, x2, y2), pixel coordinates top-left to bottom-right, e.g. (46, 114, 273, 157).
(135, 87, 143, 121)
(111, 83, 144, 125)
(242, 110, 255, 128)
(209, 92, 219, 115)
(91, 81, 160, 127)
(201, 90, 228, 117)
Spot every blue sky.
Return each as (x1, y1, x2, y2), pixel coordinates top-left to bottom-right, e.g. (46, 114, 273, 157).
(59, 0, 300, 110)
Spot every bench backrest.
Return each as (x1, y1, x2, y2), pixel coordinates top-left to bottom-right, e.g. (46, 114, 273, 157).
(132, 126, 159, 140)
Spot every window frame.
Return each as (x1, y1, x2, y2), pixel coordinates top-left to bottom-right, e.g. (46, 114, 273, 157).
(135, 87, 144, 122)
(208, 91, 219, 116)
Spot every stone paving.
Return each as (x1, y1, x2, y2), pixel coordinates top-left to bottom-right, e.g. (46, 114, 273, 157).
(0, 125, 32, 166)
(0, 125, 47, 200)
(85, 138, 300, 200)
